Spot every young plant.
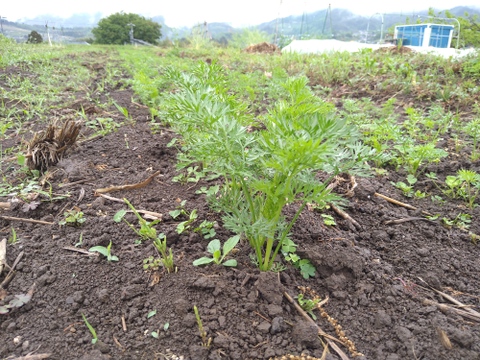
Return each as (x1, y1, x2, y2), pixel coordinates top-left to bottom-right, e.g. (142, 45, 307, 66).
(321, 214, 336, 226)
(114, 198, 160, 241)
(194, 220, 216, 239)
(193, 305, 211, 348)
(143, 256, 162, 271)
(163, 66, 375, 273)
(284, 253, 316, 279)
(153, 233, 175, 273)
(8, 227, 17, 244)
(193, 235, 240, 267)
(296, 293, 320, 320)
(89, 241, 119, 262)
(169, 200, 198, 234)
(443, 169, 480, 208)
(81, 313, 98, 344)
(442, 213, 472, 230)
(59, 208, 86, 226)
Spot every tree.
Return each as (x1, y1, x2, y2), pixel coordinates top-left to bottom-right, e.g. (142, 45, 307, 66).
(27, 30, 43, 44)
(92, 12, 161, 45)
(427, 8, 480, 48)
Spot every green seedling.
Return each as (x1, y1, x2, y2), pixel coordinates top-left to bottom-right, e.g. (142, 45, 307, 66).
(113, 100, 130, 121)
(81, 314, 98, 344)
(193, 235, 240, 267)
(443, 169, 480, 208)
(59, 208, 86, 227)
(114, 198, 160, 241)
(169, 200, 198, 234)
(153, 233, 175, 273)
(469, 232, 480, 245)
(193, 305, 211, 348)
(285, 253, 316, 279)
(393, 174, 418, 198)
(194, 220, 216, 239)
(195, 185, 220, 196)
(442, 213, 472, 230)
(321, 214, 336, 226)
(89, 241, 119, 262)
(147, 310, 157, 319)
(296, 293, 320, 320)
(75, 233, 84, 247)
(143, 256, 162, 271)
(172, 166, 204, 185)
(8, 227, 17, 244)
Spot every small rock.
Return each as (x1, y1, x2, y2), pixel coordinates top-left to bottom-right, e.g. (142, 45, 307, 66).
(255, 272, 284, 305)
(78, 349, 109, 360)
(264, 347, 276, 358)
(374, 310, 392, 328)
(292, 320, 321, 349)
(94, 340, 110, 354)
(97, 289, 109, 303)
(213, 334, 229, 348)
(218, 315, 226, 328)
(266, 304, 283, 317)
(257, 321, 271, 334)
(395, 326, 413, 342)
(270, 317, 285, 334)
(189, 344, 209, 359)
(7, 322, 17, 332)
(73, 291, 85, 304)
(21, 340, 29, 351)
(120, 285, 144, 301)
(191, 277, 215, 290)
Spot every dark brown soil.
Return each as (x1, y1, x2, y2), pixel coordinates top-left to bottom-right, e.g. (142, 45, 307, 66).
(1, 54, 479, 360)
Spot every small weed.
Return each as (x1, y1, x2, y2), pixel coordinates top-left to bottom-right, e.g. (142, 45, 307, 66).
(59, 208, 86, 227)
(8, 227, 17, 244)
(194, 220, 216, 239)
(321, 214, 336, 226)
(143, 256, 162, 271)
(193, 305, 211, 348)
(296, 293, 320, 320)
(285, 253, 316, 279)
(172, 166, 204, 185)
(114, 199, 160, 241)
(169, 200, 198, 234)
(153, 233, 175, 273)
(81, 314, 98, 344)
(442, 213, 472, 230)
(89, 241, 119, 262)
(193, 235, 240, 267)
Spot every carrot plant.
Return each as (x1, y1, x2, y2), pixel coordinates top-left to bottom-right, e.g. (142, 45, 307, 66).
(162, 63, 375, 271)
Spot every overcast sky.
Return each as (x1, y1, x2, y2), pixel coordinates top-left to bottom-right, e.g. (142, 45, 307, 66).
(2, 0, 479, 27)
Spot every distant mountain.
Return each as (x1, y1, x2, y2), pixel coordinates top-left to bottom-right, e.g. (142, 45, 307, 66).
(3, 6, 479, 44)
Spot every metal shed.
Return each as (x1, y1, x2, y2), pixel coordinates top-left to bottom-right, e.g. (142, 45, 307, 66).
(394, 23, 454, 48)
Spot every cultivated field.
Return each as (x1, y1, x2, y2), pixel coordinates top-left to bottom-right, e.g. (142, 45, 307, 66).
(1, 36, 480, 360)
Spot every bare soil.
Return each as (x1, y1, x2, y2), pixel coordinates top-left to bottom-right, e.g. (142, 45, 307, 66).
(0, 52, 479, 360)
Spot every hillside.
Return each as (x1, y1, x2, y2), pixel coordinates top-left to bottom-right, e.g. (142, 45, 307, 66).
(2, 6, 479, 44)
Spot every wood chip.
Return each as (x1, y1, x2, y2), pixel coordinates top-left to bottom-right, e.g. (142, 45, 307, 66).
(94, 171, 160, 195)
(0, 216, 54, 225)
(0, 238, 6, 276)
(436, 328, 452, 349)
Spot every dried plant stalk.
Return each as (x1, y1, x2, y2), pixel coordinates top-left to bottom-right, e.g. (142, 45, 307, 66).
(26, 120, 81, 172)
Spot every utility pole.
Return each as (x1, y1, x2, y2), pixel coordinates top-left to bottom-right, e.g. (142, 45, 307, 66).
(127, 23, 135, 44)
(45, 21, 52, 46)
(322, 4, 333, 37)
(0, 16, 6, 36)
